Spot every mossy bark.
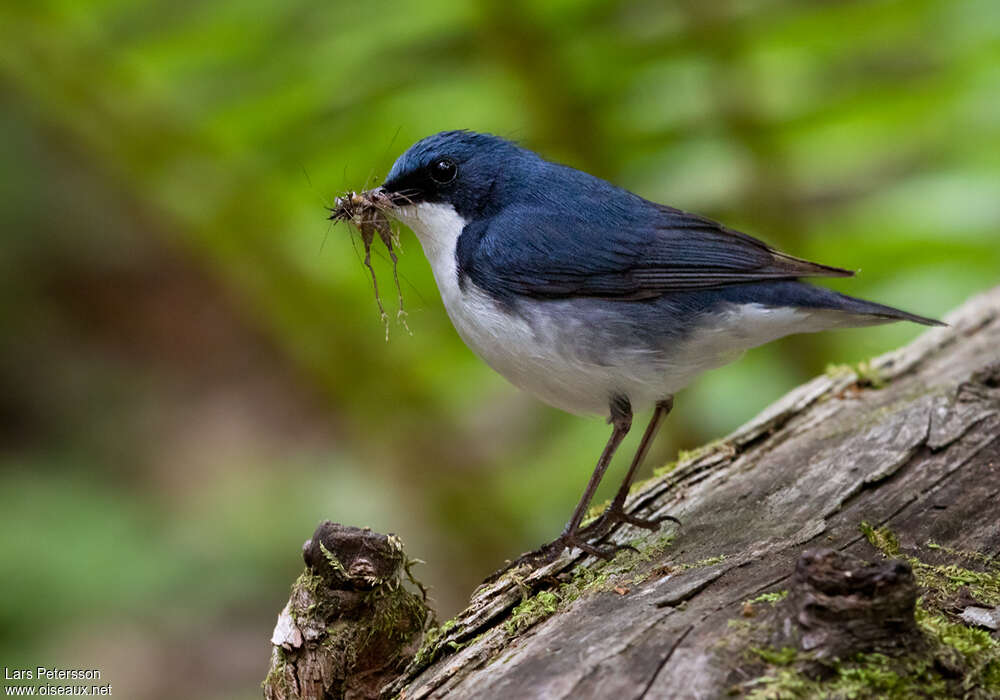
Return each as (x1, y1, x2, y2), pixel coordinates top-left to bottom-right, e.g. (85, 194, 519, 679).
(262, 523, 429, 700)
(383, 286, 1000, 699)
(267, 286, 1000, 699)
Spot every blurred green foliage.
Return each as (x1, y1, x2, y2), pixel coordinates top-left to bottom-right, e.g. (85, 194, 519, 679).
(1, 0, 998, 697)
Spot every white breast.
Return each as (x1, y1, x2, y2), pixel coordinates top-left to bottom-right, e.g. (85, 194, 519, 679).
(393, 203, 612, 414)
(392, 203, 560, 398)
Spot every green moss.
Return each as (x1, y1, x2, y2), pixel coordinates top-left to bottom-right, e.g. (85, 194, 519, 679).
(653, 459, 679, 477)
(678, 554, 727, 570)
(569, 562, 612, 592)
(295, 567, 326, 595)
(862, 523, 1000, 607)
(582, 499, 611, 524)
(446, 631, 483, 653)
(743, 598, 1000, 699)
(752, 646, 798, 666)
(918, 563, 1000, 607)
(745, 649, 946, 699)
(747, 590, 788, 606)
(824, 362, 851, 377)
(859, 521, 901, 557)
(261, 647, 292, 694)
(410, 558, 626, 670)
(505, 589, 560, 634)
(675, 446, 700, 463)
(677, 439, 734, 465)
(290, 567, 340, 621)
(364, 584, 427, 643)
(592, 531, 676, 583)
(410, 617, 458, 669)
(502, 554, 641, 637)
(628, 532, 677, 568)
(825, 360, 887, 389)
(322, 618, 358, 669)
(648, 439, 735, 480)
(926, 540, 998, 567)
(741, 527, 1000, 698)
(854, 361, 887, 389)
(916, 603, 1000, 688)
(318, 542, 348, 573)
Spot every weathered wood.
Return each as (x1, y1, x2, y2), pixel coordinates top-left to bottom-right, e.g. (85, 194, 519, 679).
(377, 286, 1000, 699)
(774, 548, 921, 661)
(263, 523, 429, 700)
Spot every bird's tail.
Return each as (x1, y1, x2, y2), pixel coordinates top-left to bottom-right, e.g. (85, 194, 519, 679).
(729, 280, 945, 328)
(814, 288, 944, 327)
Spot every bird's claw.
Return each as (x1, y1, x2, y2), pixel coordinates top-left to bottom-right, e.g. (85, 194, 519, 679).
(557, 532, 637, 561)
(483, 508, 679, 584)
(486, 529, 639, 583)
(580, 504, 680, 540)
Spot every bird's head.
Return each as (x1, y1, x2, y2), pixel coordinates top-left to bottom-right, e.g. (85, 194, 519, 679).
(376, 130, 530, 224)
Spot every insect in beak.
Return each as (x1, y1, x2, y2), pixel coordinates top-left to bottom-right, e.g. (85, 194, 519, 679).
(329, 188, 410, 340)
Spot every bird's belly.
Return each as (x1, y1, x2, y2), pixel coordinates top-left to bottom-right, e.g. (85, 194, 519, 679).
(438, 283, 687, 416)
(439, 283, 832, 417)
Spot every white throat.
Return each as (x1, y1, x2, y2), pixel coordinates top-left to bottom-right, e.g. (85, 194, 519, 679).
(393, 202, 468, 300)
(393, 201, 565, 409)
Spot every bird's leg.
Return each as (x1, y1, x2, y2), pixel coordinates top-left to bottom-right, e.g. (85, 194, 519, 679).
(580, 397, 680, 540)
(556, 396, 634, 557)
(509, 396, 633, 567)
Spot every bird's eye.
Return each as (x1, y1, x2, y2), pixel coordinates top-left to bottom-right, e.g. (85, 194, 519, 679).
(429, 158, 458, 184)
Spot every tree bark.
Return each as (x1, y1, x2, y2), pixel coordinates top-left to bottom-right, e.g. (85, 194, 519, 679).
(266, 286, 1000, 699)
(263, 524, 429, 700)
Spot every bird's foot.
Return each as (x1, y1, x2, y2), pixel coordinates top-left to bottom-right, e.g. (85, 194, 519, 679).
(483, 529, 637, 584)
(482, 508, 681, 584)
(579, 503, 681, 541)
(516, 531, 633, 567)
(557, 530, 636, 561)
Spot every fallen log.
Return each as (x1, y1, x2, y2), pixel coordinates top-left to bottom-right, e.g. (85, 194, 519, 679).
(265, 286, 1000, 699)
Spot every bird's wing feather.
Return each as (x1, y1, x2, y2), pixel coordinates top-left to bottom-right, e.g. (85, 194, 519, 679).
(457, 204, 853, 300)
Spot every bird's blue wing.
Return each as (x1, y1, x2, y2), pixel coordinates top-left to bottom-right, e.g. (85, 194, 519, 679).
(456, 204, 852, 301)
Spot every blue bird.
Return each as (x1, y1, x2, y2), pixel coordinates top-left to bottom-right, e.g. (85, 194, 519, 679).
(369, 130, 941, 563)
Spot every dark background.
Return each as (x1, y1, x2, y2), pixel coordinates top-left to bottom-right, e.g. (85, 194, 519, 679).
(1, 0, 998, 697)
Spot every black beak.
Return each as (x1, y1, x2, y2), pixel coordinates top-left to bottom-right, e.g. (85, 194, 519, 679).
(374, 182, 421, 207)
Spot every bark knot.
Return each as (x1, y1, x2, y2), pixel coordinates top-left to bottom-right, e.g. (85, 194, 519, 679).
(778, 548, 922, 661)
